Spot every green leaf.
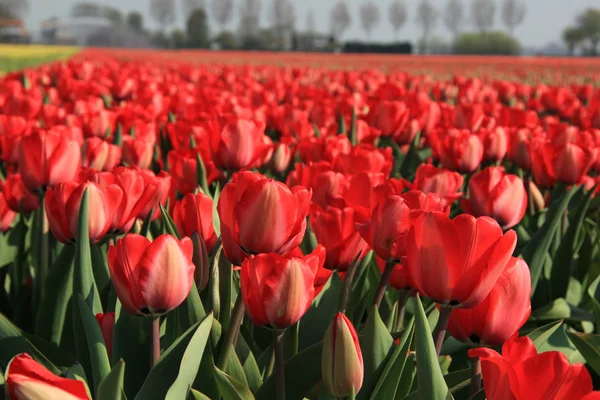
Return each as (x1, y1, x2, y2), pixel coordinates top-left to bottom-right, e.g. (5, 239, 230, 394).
(208, 246, 221, 320)
(525, 320, 563, 348)
(159, 203, 181, 239)
(212, 183, 221, 238)
(566, 332, 600, 376)
(369, 319, 415, 400)
(65, 363, 93, 399)
(414, 295, 450, 400)
(358, 307, 395, 399)
(255, 342, 323, 400)
(22, 333, 77, 371)
(113, 301, 150, 398)
(35, 245, 75, 345)
(0, 215, 27, 268)
(218, 250, 233, 329)
(164, 283, 206, 348)
(214, 367, 255, 400)
(196, 153, 210, 196)
(189, 389, 212, 400)
(399, 132, 421, 180)
(550, 188, 593, 299)
(135, 313, 214, 400)
(73, 189, 103, 314)
(91, 244, 110, 293)
(75, 295, 111, 394)
(536, 324, 583, 364)
(97, 360, 125, 400)
(299, 273, 343, 351)
(521, 186, 578, 295)
(140, 208, 154, 238)
(531, 298, 594, 322)
(349, 108, 357, 145)
(338, 114, 347, 135)
(395, 353, 415, 400)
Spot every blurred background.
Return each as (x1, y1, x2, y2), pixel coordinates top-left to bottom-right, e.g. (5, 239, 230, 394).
(1, 0, 599, 56)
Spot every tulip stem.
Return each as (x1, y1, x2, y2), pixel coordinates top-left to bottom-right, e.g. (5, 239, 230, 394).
(432, 305, 452, 356)
(339, 254, 361, 314)
(372, 261, 396, 309)
(150, 317, 160, 368)
(37, 195, 49, 304)
(393, 290, 410, 332)
(216, 295, 245, 372)
(274, 330, 286, 400)
(470, 357, 482, 395)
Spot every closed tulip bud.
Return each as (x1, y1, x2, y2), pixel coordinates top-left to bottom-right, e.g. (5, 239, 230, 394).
(3, 173, 40, 213)
(122, 135, 155, 170)
(173, 192, 218, 253)
(95, 312, 115, 357)
(481, 127, 508, 162)
(191, 232, 210, 290)
(528, 179, 545, 211)
(322, 312, 364, 398)
(45, 181, 123, 244)
(5, 353, 89, 400)
(218, 171, 311, 266)
(461, 166, 527, 230)
(271, 142, 293, 174)
(18, 129, 81, 192)
(210, 118, 269, 171)
(357, 190, 447, 262)
(469, 335, 595, 400)
(81, 137, 122, 171)
(241, 246, 325, 328)
(407, 212, 517, 309)
(108, 234, 195, 316)
(448, 257, 531, 346)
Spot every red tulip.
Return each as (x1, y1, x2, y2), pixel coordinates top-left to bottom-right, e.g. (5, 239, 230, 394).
(5, 353, 89, 400)
(333, 144, 393, 176)
(95, 312, 115, 357)
(461, 166, 527, 230)
(3, 173, 39, 213)
(18, 129, 81, 192)
(168, 149, 220, 196)
(357, 190, 447, 262)
(314, 266, 334, 297)
(447, 257, 531, 346)
(310, 206, 371, 271)
(434, 129, 484, 173)
(480, 127, 508, 162)
(218, 171, 311, 265)
(271, 142, 293, 174)
(533, 139, 597, 186)
(297, 135, 351, 164)
(122, 135, 155, 170)
(287, 162, 346, 210)
(469, 335, 594, 400)
(0, 115, 30, 164)
(240, 245, 325, 328)
(173, 192, 218, 253)
(1, 190, 16, 232)
(45, 181, 123, 244)
(406, 164, 463, 207)
(370, 100, 413, 144)
(210, 118, 269, 171)
(81, 137, 121, 171)
(137, 169, 171, 220)
(108, 234, 195, 316)
(322, 312, 364, 398)
(406, 213, 517, 308)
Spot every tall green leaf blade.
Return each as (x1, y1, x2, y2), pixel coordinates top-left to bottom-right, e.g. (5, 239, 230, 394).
(214, 367, 255, 400)
(566, 332, 600, 376)
(97, 360, 125, 400)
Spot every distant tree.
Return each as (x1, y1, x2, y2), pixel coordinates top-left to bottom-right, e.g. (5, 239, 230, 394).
(211, 0, 234, 32)
(0, 0, 29, 18)
(562, 26, 585, 56)
(360, 2, 380, 40)
(576, 8, 600, 56)
(471, 0, 496, 33)
(71, 2, 102, 18)
(214, 31, 237, 49)
(150, 0, 176, 33)
(171, 28, 186, 48)
(187, 7, 210, 47)
(501, 0, 525, 33)
(269, 0, 296, 49)
(454, 31, 520, 54)
(239, 0, 261, 38)
(416, 0, 439, 54)
(389, 1, 408, 40)
(330, 0, 351, 41)
(444, 0, 465, 40)
(104, 7, 123, 26)
(182, 0, 205, 18)
(127, 12, 144, 32)
(306, 9, 316, 50)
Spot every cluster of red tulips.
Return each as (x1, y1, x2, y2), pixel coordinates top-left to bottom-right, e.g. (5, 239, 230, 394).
(1, 53, 600, 400)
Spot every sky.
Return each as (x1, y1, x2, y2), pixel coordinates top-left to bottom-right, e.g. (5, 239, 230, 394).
(23, 0, 599, 47)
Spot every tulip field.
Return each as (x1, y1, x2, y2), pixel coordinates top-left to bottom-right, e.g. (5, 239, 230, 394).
(3, 49, 600, 400)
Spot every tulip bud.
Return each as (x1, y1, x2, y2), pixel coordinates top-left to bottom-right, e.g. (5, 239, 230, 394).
(528, 179, 545, 212)
(322, 313, 364, 398)
(191, 232, 210, 290)
(95, 312, 115, 357)
(5, 353, 89, 400)
(271, 143, 292, 174)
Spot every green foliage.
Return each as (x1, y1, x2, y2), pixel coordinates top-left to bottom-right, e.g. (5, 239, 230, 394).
(453, 31, 522, 55)
(214, 31, 238, 50)
(187, 8, 210, 48)
(127, 12, 144, 33)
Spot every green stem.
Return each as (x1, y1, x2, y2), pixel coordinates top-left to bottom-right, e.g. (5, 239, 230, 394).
(338, 254, 361, 314)
(216, 295, 245, 371)
(470, 357, 482, 396)
(372, 261, 395, 308)
(393, 290, 410, 332)
(432, 305, 452, 356)
(150, 317, 161, 368)
(38, 195, 49, 304)
(274, 330, 286, 400)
